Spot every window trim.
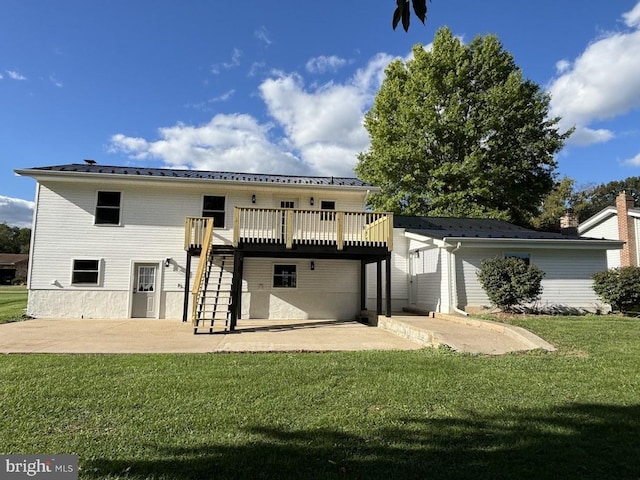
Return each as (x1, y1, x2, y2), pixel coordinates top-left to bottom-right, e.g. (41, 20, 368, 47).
(94, 191, 123, 226)
(202, 194, 226, 229)
(273, 263, 297, 289)
(71, 259, 102, 286)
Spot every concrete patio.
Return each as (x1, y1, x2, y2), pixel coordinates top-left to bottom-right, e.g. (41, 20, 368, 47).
(0, 314, 555, 354)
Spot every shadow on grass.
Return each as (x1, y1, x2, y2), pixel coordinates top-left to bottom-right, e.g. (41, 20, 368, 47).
(85, 403, 639, 479)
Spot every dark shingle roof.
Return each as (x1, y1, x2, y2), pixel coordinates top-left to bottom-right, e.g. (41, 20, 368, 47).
(395, 216, 582, 240)
(21, 164, 373, 187)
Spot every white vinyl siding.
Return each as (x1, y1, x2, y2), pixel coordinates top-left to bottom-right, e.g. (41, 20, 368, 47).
(413, 247, 443, 311)
(580, 215, 621, 268)
(455, 247, 607, 311)
(27, 179, 370, 319)
(243, 258, 359, 320)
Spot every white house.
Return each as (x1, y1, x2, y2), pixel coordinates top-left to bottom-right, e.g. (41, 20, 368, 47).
(16, 163, 623, 329)
(578, 191, 640, 269)
(367, 216, 622, 315)
(16, 163, 394, 331)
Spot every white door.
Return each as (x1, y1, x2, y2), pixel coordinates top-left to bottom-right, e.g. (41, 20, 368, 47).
(279, 200, 296, 241)
(409, 253, 419, 305)
(132, 264, 158, 318)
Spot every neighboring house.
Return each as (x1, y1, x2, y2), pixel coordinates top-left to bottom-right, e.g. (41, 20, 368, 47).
(0, 254, 29, 285)
(15, 164, 393, 330)
(367, 216, 622, 314)
(578, 191, 640, 269)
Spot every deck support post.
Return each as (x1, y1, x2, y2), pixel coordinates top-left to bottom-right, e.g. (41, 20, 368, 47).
(182, 252, 192, 322)
(376, 259, 382, 315)
(385, 252, 392, 318)
(360, 260, 366, 311)
(230, 250, 243, 331)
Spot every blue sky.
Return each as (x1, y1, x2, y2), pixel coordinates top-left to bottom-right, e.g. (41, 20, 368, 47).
(2, 0, 640, 228)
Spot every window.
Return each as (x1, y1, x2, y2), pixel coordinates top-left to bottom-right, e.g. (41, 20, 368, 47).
(72, 259, 100, 285)
(273, 264, 297, 288)
(95, 191, 121, 225)
(505, 252, 530, 266)
(202, 195, 226, 228)
(320, 200, 336, 221)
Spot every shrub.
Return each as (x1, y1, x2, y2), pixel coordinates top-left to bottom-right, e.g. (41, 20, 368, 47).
(592, 267, 640, 314)
(477, 257, 544, 312)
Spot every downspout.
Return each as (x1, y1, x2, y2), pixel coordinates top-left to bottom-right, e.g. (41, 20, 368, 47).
(449, 242, 469, 316)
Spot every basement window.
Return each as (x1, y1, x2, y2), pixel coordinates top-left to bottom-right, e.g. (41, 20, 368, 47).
(504, 252, 531, 266)
(72, 259, 100, 285)
(273, 264, 297, 288)
(202, 195, 226, 228)
(95, 191, 121, 225)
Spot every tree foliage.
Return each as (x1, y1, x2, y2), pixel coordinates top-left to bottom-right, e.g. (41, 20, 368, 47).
(392, 0, 428, 32)
(531, 176, 640, 231)
(356, 28, 571, 226)
(575, 177, 640, 221)
(477, 257, 545, 312)
(0, 223, 31, 254)
(530, 177, 579, 232)
(592, 267, 640, 314)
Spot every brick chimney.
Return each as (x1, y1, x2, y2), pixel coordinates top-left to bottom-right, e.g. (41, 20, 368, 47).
(560, 211, 579, 236)
(616, 191, 637, 266)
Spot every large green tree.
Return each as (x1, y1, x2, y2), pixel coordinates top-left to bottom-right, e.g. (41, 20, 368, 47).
(0, 224, 31, 254)
(356, 27, 572, 226)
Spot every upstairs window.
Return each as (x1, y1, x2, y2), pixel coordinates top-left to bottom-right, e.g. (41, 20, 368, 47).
(72, 259, 100, 285)
(320, 200, 336, 221)
(202, 195, 226, 228)
(95, 191, 121, 225)
(273, 264, 297, 288)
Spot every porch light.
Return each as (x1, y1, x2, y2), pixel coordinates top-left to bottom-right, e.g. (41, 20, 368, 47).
(252, 194, 256, 204)
(164, 258, 172, 267)
(310, 261, 315, 270)
(310, 197, 314, 206)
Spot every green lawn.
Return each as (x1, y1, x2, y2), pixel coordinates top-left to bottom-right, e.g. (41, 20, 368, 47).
(0, 313, 638, 479)
(0, 285, 27, 324)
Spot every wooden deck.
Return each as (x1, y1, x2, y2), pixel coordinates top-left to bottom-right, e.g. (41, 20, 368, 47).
(184, 208, 393, 253)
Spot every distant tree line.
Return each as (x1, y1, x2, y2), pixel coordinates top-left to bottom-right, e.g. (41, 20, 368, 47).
(0, 224, 31, 254)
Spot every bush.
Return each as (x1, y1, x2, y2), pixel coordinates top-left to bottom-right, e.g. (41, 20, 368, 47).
(592, 267, 640, 314)
(477, 257, 544, 312)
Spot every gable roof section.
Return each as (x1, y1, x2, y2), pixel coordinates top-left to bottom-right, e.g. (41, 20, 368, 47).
(395, 215, 623, 249)
(578, 206, 640, 234)
(15, 164, 375, 189)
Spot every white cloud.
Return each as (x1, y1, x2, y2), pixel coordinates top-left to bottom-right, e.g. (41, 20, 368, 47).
(109, 52, 396, 178)
(623, 152, 640, 166)
(0, 196, 34, 228)
(548, 3, 640, 145)
(0, 73, 3, 80)
(555, 59, 570, 74)
(50, 74, 63, 87)
(6, 70, 26, 80)
(255, 27, 272, 46)
(623, 2, 640, 27)
(110, 114, 309, 175)
(223, 48, 242, 69)
(305, 55, 348, 74)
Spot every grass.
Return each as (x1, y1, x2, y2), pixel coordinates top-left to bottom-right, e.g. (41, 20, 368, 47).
(0, 285, 27, 324)
(0, 292, 639, 478)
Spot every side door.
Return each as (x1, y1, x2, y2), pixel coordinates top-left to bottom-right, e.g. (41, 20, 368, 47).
(131, 263, 158, 318)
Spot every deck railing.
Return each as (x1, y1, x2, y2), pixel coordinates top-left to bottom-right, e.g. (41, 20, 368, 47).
(233, 207, 393, 251)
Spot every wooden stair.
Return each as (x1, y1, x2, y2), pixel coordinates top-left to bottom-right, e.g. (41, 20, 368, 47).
(193, 246, 235, 334)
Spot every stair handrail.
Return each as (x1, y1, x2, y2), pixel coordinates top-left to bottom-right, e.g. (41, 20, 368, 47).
(191, 218, 215, 324)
